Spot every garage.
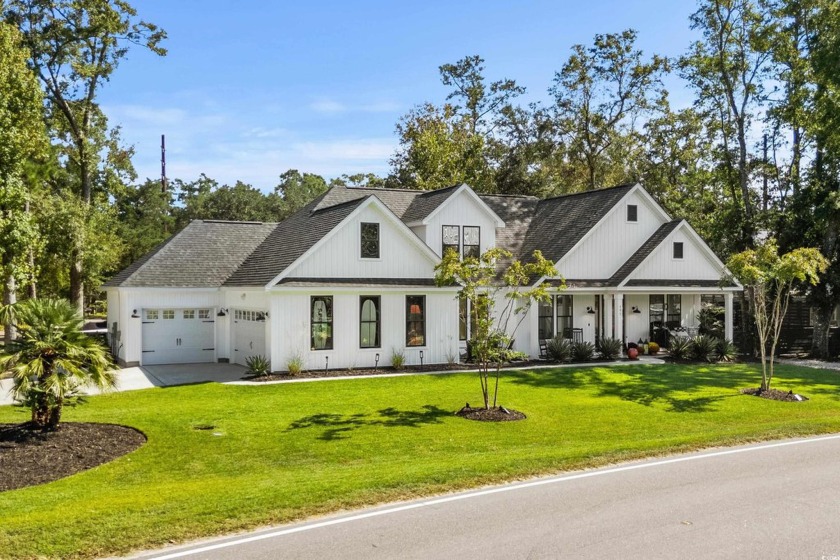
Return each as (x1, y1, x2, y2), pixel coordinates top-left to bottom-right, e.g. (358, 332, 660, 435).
(141, 308, 216, 365)
(232, 309, 267, 366)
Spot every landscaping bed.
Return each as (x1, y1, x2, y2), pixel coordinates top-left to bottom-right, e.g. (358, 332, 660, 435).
(740, 387, 809, 402)
(244, 360, 547, 381)
(0, 422, 146, 492)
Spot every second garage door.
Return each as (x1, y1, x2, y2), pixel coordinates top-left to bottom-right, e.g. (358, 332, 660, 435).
(232, 309, 267, 366)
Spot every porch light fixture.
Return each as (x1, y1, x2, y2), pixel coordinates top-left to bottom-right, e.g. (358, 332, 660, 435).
(374, 353, 380, 371)
(217, 308, 227, 317)
(131, 309, 139, 318)
(631, 306, 641, 314)
(256, 312, 266, 322)
(586, 306, 596, 314)
(419, 350, 424, 366)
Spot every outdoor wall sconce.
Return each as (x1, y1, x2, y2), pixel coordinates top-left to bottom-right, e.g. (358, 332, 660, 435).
(256, 312, 266, 322)
(631, 306, 641, 314)
(131, 309, 139, 318)
(586, 306, 596, 314)
(419, 350, 424, 366)
(374, 353, 380, 371)
(265, 311, 270, 318)
(217, 308, 227, 317)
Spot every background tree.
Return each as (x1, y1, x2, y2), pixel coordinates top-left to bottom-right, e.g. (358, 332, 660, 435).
(727, 239, 827, 391)
(549, 29, 668, 192)
(0, 298, 116, 429)
(435, 247, 557, 410)
(113, 178, 175, 269)
(275, 169, 328, 218)
(4, 0, 166, 312)
(0, 21, 47, 346)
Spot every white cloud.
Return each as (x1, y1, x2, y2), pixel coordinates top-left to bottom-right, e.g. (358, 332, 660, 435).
(309, 99, 346, 113)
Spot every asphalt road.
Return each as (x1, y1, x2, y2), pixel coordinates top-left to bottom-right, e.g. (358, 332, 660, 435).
(133, 435, 840, 560)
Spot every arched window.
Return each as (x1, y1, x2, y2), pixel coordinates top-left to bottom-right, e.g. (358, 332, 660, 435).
(311, 296, 333, 350)
(359, 296, 380, 348)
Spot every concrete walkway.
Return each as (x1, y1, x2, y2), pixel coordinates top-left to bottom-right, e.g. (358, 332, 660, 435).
(0, 357, 665, 406)
(777, 357, 840, 372)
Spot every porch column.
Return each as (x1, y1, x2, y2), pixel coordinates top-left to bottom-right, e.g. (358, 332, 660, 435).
(603, 294, 613, 343)
(725, 292, 734, 341)
(613, 293, 624, 343)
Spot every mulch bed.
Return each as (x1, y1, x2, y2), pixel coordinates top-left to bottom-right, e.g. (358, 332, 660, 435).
(456, 405, 526, 422)
(243, 360, 548, 382)
(740, 387, 809, 402)
(0, 422, 146, 492)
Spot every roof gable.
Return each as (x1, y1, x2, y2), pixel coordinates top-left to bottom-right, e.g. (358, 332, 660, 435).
(406, 184, 505, 227)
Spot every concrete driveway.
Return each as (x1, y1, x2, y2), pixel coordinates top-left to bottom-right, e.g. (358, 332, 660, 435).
(0, 363, 247, 406)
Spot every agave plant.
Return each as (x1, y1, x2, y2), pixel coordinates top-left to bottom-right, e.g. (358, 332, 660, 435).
(546, 336, 572, 362)
(0, 299, 116, 430)
(668, 336, 692, 361)
(245, 354, 271, 377)
(691, 335, 719, 363)
(571, 340, 596, 362)
(598, 338, 623, 360)
(716, 339, 737, 362)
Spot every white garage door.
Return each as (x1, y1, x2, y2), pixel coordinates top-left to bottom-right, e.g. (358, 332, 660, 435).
(233, 309, 267, 366)
(141, 308, 216, 365)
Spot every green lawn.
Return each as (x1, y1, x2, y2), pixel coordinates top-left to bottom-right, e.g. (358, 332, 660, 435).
(1, 363, 839, 559)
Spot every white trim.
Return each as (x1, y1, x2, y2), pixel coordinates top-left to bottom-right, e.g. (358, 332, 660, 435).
(408, 184, 506, 228)
(266, 196, 441, 288)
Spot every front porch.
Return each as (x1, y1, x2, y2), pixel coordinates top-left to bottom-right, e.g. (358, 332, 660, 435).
(536, 287, 737, 350)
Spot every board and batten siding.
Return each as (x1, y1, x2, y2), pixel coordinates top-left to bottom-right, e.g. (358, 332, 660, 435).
(422, 190, 499, 257)
(557, 190, 665, 279)
(286, 204, 436, 280)
(628, 227, 722, 281)
(221, 289, 271, 363)
(110, 289, 222, 366)
(269, 290, 459, 372)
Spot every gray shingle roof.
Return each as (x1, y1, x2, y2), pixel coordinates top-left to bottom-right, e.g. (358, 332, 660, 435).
(224, 194, 366, 286)
(276, 277, 439, 287)
(624, 279, 737, 288)
(401, 185, 460, 223)
(103, 220, 277, 288)
(607, 220, 682, 286)
(312, 185, 420, 217)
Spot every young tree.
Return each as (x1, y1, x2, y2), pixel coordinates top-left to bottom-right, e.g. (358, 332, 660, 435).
(435, 247, 557, 410)
(0, 298, 116, 430)
(726, 239, 827, 391)
(4, 0, 166, 312)
(0, 21, 48, 345)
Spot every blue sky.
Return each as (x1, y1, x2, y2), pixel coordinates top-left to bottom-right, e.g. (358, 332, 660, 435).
(99, 1, 700, 191)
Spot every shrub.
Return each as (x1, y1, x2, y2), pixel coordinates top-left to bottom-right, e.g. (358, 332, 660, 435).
(286, 353, 304, 375)
(571, 340, 596, 362)
(546, 336, 572, 362)
(391, 348, 406, 370)
(598, 338, 622, 360)
(691, 335, 719, 363)
(716, 339, 737, 362)
(648, 341, 660, 355)
(668, 336, 692, 361)
(245, 354, 271, 377)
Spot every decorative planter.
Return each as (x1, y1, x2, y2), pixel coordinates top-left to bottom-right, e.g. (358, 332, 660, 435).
(627, 347, 639, 360)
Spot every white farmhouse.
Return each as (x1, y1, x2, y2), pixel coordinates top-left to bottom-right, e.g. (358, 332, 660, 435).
(104, 183, 741, 370)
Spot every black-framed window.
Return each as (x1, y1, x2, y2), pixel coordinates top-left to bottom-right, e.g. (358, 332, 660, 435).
(311, 296, 333, 350)
(538, 298, 553, 340)
(649, 294, 665, 327)
(361, 222, 379, 259)
(406, 295, 426, 347)
(627, 204, 638, 222)
(673, 241, 684, 259)
(359, 296, 381, 348)
(463, 226, 480, 258)
(667, 294, 682, 327)
(459, 297, 468, 341)
(556, 294, 573, 335)
(442, 225, 460, 257)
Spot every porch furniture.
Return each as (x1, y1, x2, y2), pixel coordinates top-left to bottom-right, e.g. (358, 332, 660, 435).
(563, 328, 583, 343)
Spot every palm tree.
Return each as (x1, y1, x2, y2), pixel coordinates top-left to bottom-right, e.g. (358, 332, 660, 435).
(0, 299, 116, 430)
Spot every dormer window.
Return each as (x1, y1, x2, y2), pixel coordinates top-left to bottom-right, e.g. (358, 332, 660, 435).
(360, 222, 379, 259)
(463, 226, 480, 258)
(442, 225, 459, 257)
(627, 204, 638, 222)
(673, 242, 684, 259)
